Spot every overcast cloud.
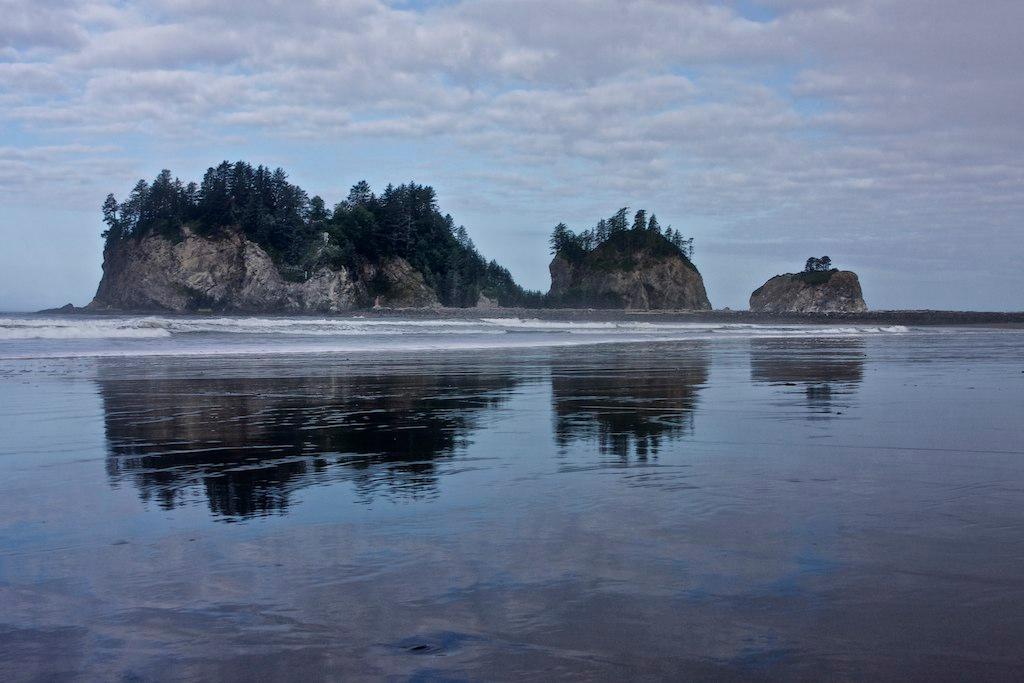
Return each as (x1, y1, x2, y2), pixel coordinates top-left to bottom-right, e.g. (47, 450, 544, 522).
(1, 0, 1022, 310)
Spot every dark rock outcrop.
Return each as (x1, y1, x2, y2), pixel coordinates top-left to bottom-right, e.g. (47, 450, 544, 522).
(749, 270, 867, 313)
(547, 232, 711, 310)
(88, 227, 438, 313)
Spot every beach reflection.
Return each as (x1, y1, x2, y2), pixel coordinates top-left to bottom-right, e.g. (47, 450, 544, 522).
(100, 365, 519, 517)
(750, 338, 865, 417)
(9, 333, 1024, 679)
(98, 340, 863, 519)
(550, 344, 709, 459)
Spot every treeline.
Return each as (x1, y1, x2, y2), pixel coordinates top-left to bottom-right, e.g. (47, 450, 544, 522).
(100, 161, 542, 307)
(548, 208, 694, 263)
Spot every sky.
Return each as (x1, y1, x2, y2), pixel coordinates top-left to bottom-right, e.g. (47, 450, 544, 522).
(1, 0, 1022, 312)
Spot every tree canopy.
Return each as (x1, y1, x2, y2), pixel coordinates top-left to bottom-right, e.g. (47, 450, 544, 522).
(549, 208, 695, 263)
(804, 256, 833, 273)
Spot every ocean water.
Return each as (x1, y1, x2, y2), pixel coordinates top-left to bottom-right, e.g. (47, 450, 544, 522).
(1, 314, 1023, 680)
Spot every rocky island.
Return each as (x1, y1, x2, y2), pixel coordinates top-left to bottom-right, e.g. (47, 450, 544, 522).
(749, 257, 867, 313)
(546, 209, 711, 310)
(82, 162, 885, 317)
(86, 162, 717, 313)
(89, 162, 540, 313)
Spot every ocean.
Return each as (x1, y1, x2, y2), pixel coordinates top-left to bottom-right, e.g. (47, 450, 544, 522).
(1, 314, 1023, 679)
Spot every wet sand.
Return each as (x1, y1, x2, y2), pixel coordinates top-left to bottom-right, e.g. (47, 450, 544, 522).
(1, 331, 1024, 679)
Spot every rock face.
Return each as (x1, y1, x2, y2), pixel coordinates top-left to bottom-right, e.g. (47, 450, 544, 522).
(548, 234, 711, 310)
(89, 228, 438, 313)
(749, 270, 867, 313)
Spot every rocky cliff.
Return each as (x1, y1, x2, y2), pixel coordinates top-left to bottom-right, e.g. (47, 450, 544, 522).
(548, 231, 711, 310)
(749, 270, 867, 313)
(88, 227, 438, 313)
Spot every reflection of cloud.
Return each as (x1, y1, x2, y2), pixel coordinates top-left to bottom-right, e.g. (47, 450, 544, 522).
(100, 366, 519, 518)
(551, 344, 709, 460)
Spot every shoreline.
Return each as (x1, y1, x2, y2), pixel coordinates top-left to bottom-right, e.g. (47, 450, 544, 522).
(33, 305, 1024, 327)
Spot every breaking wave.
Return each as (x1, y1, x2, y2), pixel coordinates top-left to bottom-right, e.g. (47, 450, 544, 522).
(0, 318, 173, 339)
(0, 315, 913, 341)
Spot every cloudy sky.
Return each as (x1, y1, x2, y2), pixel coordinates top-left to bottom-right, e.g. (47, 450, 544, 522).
(1, 0, 1022, 311)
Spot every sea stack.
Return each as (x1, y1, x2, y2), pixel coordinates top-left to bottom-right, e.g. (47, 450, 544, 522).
(548, 229, 711, 310)
(85, 162, 536, 313)
(88, 226, 438, 313)
(749, 268, 867, 313)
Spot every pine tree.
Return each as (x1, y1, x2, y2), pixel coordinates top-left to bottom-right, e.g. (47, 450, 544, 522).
(609, 207, 629, 234)
(101, 194, 121, 241)
(580, 229, 594, 252)
(631, 209, 647, 232)
(345, 180, 375, 209)
(549, 222, 570, 254)
(647, 214, 660, 233)
(309, 196, 329, 238)
(121, 180, 150, 237)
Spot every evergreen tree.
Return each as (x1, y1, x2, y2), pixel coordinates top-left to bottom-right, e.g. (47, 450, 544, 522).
(804, 256, 832, 272)
(631, 209, 647, 232)
(609, 207, 629, 234)
(455, 225, 472, 249)
(345, 180, 375, 209)
(121, 179, 150, 237)
(580, 229, 594, 252)
(309, 196, 329, 230)
(101, 194, 121, 241)
(549, 222, 571, 254)
(647, 214, 660, 233)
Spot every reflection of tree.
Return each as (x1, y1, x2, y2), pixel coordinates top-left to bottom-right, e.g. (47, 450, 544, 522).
(750, 338, 865, 417)
(551, 345, 709, 460)
(100, 368, 517, 519)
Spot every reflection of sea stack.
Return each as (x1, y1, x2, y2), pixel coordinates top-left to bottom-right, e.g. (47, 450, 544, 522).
(99, 365, 518, 518)
(750, 338, 865, 385)
(750, 338, 865, 417)
(551, 345, 710, 458)
(750, 269, 867, 313)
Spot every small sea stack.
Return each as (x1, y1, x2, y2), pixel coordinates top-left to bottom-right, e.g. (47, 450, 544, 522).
(750, 257, 867, 313)
(546, 209, 711, 310)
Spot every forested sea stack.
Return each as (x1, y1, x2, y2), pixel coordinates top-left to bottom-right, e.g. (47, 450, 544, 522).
(546, 209, 711, 310)
(749, 257, 867, 313)
(89, 161, 539, 313)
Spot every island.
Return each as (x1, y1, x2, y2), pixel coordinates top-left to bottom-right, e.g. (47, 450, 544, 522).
(749, 257, 867, 313)
(546, 209, 711, 310)
(88, 161, 541, 313)
(85, 161, 720, 314)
